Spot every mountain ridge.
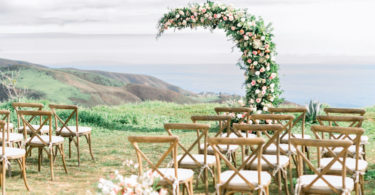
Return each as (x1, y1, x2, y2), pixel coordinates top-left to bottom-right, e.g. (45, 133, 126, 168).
(0, 58, 196, 106)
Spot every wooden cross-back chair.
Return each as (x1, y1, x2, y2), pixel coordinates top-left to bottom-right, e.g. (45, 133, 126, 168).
(191, 115, 239, 166)
(292, 138, 355, 195)
(128, 136, 194, 195)
(208, 137, 271, 195)
(164, 123, 214, 194)
(19, 110, 67, 181)
(234, 124, 292, 195)
(311, 125, 367, 195)
(12, 103, 49, 135)
(316, 115, 365, 160)
(49, 104, 94, 166)
(0, 110, 23, 148)
(0, 120, 30, 194)
(268, 107, 309, 142)
(324, 108, 368, 160)
(249, 114, 296, 158)
(214, 107, 255, 138)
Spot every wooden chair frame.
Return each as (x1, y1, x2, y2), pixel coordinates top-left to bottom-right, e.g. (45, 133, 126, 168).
(311, 125, 365, 194)
(128, 136, 193, 195)
(324, 108, 365, 116)
(19, 110, 67, 181)
(0, 120, 30, 194)
(317, 115, 365, 159)
(234, 124, 292, 195)
(208, 137, 268, 195)
(49, 104, 94, 166)
(12, 103, 46, 135)
(164, 123, 212, 194)
(291, 138, 353, 194)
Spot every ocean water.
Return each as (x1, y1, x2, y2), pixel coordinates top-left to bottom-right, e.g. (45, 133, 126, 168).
(0, 33, 374, 107)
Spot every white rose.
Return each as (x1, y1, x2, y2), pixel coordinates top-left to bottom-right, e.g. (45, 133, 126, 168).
(270, 97, 274, 102)
(182, 20, 187, 25)
(261, 36, 265, 40)
(179, 10, 184, 15)
(255, 89, 260, 94)
(217, 13, 221, 18)
(270, 83, 275, 88)
(263, 107, 268, 111)
(249, 99, 254, 103)
(256, 110, 262, 114)
(266, 66, 270, 71)
(244, 36, 249, 40)
(176, 14, 180, 19)
(255, 71, 260, 76)
(253, 61, 258, 65)
(229, 16, 234, 21)
(237, 23, 242, 27)
(241, 18, 245, 22)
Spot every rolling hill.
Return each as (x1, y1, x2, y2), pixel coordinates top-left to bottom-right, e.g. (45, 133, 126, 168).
(0, 58, 196, 106)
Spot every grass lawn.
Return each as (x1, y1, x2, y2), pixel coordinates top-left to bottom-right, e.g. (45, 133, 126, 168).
(2, 101, 375, 194)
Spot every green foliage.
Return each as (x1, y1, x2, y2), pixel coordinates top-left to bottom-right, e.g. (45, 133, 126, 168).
(157, 1, 281, 111)
(305, 100, 322, 123)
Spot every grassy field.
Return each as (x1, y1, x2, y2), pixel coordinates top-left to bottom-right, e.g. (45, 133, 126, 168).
(1, 101, 375, 194)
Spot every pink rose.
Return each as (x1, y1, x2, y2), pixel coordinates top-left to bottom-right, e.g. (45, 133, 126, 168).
(262, 90, 266, 95)
(191, 15, 195, 19)
(201, 8, 206, 13)
(247, 32, 253, 36)
(252, 51, 257, 55)
(239, 29, 244, 35)
(247, 59, 252, 64)
(231, 26, 236, 30)
(265, 44, 269, 49)
(260, 67, 265, 72)
(214, 14, 218, 18)
(223, 16, 227, 21)
(251, 80, 256, 86)
(262, 86, 267, 90)
(256, 98, 261, 103)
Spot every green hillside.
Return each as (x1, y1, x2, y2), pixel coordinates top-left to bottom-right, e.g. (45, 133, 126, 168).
(0, 58, 196, 106)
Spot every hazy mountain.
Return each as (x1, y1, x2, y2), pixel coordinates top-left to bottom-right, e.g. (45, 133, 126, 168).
(0, 58, 196, 106)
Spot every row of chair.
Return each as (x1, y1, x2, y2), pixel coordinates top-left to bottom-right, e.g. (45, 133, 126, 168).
(0, 102, 95, 194)
(128, 107, 368, 195)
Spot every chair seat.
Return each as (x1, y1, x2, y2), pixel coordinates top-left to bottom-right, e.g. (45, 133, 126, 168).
(296, 175, 354, 194)
(200, 144, 239, 155)
(246, 154, 290, 170)
(348, 135, 369, 145)
(264, 144, 296, 155)
(221, 132, 257, 138)
(0, 147, 26, 159)
(177, 154, 216, 168)
(0, 133, 23, 143)
(27, 135, 64, 146)
(281, 134, 311, 143)
(18, 125, 50, 134)
(155, 168, 194, 183)
(331, 145, 363, 156)
(57, 126, 91, 136)
(4, 123, 14, 130)
(320, 157, 368, 173)
(219, 170, 272, 191)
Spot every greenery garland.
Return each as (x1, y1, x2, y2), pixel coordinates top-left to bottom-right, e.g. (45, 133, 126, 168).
(157, 1, 281, 112)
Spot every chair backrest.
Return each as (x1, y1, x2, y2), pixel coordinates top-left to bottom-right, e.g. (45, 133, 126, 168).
(208, 137, 265, 191)
(317, 115, 364, 128)
(324, 108, 365, 116)
(18, 110, 53, 146)
(233, 124, 284, 164)
(268, 107, 307, 139)
(164, 123, 210, 167)
(311, 125, 364, 164)
(49, 104, 79, 135)
(250, 114, 294, 155)
(12, 102, 44, 130)
(214, 107, 252, 124)
(128, 136, 179, 185)
(191, 115, 231, 137)
(291, 138, 352, 194)
(0, 110, 11, 143)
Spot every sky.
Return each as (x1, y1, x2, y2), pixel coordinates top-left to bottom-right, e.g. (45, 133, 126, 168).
(0, 0, 374, 106)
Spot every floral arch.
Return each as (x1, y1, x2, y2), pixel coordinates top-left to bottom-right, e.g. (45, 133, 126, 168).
(157, 1, 281, 112)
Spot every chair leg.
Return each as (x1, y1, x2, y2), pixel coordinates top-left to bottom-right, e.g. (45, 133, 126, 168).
(38, 147, 42, 172)
(204, 167, 209, 195)
(58, 144, 68, 174)
(288, 162, 294, 193)
(76, 136, 80, 166)
(69, 137, 72, 159)
(49, 147, 54, 181)
(277, 171, 282, 194)
(53, 145, 58, 163)
(282, 169, 290, 195)
(18, 157, 30, 191)
(360, 175, 365, 195)
(362, 145, 366, 160)
(87, 133, 95, 161)
(2, 157, 6, 195)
